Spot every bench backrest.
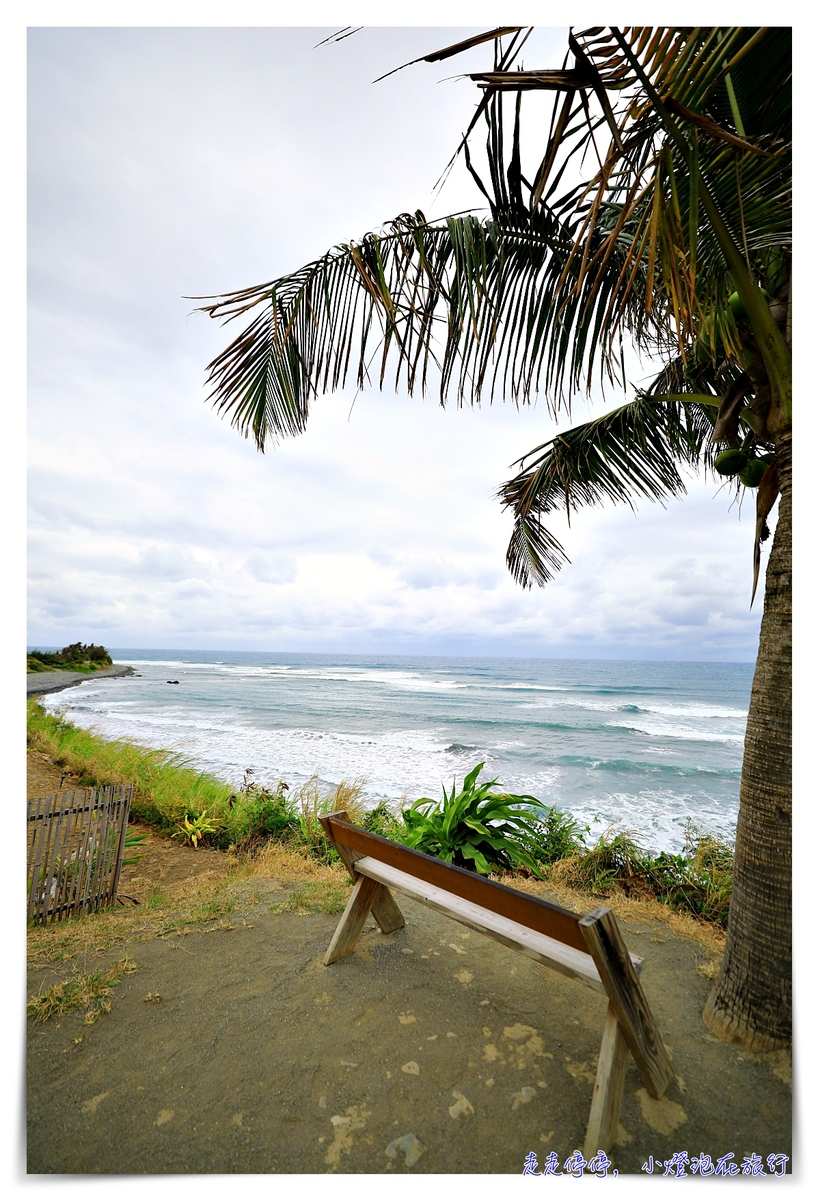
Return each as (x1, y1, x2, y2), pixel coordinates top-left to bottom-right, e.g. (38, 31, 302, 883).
(320, 810, 587, 953)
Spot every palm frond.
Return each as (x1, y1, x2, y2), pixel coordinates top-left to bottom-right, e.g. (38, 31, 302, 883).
(200, 24, 790, 599)
(198, 206, 666, 446)
(499, 391, 724, 587)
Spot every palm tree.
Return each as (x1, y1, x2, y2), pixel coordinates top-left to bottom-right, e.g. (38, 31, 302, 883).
(198, 27, 791, 1050)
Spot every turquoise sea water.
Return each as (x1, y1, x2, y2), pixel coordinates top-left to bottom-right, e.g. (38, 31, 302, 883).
(41, 651, 753, 853)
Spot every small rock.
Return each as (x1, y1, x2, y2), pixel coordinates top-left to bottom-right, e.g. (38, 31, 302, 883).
(401, 1061, 420, 1076)
(448, 1091, 474, 1119)
(511, 1086, 537, 1111)
(385, 1133, 425, 1167)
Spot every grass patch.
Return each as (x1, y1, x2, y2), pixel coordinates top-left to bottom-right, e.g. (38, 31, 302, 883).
(272, 879, 352, 914)
(28, 698, 235, 833)
(192, 890, 238, 923)
(28, 700, 375, 858)
(145, 886, 168, 910)
(28, 957, 138, 1023)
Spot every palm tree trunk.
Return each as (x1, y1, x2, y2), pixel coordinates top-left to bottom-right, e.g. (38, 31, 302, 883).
(703, 435, 792, 1050)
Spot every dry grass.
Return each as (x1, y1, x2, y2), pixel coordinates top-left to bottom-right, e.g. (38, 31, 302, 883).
(290, 774, 367, 857)
(498, 872, 727, 954)
(242, 840, 350, 884)
(28, 957, 138, 1023)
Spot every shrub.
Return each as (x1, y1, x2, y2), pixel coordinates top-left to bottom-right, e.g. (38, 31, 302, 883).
(534, 805, 587, 865)
(217, 782, 300, 850)
(642, 824, 734, 926)
(401, 763, 549, 877)
(551, 827, 649, 894)
(27, 643, 113, 671)
(549, 821, 734, 927)
(362, 799, 405, 841)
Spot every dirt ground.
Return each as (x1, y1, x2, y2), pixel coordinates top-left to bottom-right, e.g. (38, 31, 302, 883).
(27, 755, 792, 1176)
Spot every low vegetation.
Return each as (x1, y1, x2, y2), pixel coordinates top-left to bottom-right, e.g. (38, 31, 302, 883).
(549, 824, 734, 927)
(27, 699, 734, 929)
(27, 642, 113, 673)
(27, 957, 138, 1023)
(402, 763, 573, 878)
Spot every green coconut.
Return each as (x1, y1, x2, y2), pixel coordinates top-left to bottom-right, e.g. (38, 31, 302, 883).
(727, 288, 770, 320)
(739, 459, 768, 488)
(714, 448, 748, 477)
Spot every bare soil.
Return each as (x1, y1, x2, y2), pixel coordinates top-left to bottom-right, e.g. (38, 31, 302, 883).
(26, 756, 791, 1176)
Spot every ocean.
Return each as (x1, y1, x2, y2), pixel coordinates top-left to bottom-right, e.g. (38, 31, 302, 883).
(40, 651, 753, 854)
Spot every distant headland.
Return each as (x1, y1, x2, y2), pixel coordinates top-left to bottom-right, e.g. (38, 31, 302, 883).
(26, 642, 134, 696)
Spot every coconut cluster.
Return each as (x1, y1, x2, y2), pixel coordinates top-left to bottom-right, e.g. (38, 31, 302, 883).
(714, 447, 774, 488)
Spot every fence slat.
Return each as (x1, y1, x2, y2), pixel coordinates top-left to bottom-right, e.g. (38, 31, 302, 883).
(109, 791, 129, 903)
(39, 791, 71, 925)
(75, 789, 97, 914)
(26, 792, 48, 920)
(26, 785, 134, 922)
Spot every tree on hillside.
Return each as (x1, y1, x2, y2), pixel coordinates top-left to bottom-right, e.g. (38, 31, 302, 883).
(198, 26, 791, 1050)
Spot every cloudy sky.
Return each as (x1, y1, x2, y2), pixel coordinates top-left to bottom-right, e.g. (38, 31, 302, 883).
(26, 18, 775, 661)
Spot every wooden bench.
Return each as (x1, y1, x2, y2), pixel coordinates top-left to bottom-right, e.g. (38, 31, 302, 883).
(319, 810, 674, 1156)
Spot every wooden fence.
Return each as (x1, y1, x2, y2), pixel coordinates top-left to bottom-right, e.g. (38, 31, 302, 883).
(27, 784, 133, 923)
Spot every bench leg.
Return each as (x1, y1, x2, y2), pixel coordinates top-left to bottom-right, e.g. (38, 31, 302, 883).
(371, 885, 405, 934)
(325, 873, 384, 965)
(583, 1001, 630, 1158)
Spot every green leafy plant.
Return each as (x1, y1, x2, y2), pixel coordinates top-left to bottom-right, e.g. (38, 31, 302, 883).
(217, 774, 299, 849)
(401, 763, 548, 877)
(122, 827, 149, 867)
(535, 805, 587, 864)
(175, 809, 220, 849)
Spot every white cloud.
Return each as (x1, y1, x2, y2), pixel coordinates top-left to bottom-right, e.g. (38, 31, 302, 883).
(27, 26, 769, 660)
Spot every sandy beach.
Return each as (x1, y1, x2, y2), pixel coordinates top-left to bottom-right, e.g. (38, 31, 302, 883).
(27, 664, 134, 697)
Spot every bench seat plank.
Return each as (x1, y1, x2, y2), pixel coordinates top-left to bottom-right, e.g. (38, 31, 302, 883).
(353, 854, 615, 993)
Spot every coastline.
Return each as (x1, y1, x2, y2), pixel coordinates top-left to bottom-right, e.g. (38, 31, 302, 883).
(26, 663, 135, 697)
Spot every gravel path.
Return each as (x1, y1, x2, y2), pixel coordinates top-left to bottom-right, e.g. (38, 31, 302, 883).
(27, 893, 791, 1175)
